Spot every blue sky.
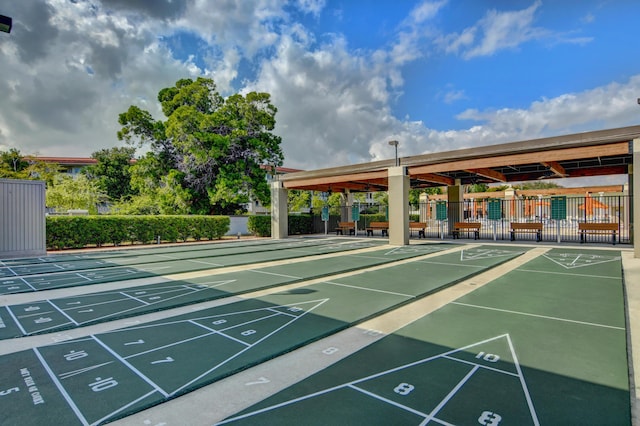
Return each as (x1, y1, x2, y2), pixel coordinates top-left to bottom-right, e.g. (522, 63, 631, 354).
(1, 0, 639, 181)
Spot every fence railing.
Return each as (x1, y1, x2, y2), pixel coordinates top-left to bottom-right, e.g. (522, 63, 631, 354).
(312, 195, 631, 243)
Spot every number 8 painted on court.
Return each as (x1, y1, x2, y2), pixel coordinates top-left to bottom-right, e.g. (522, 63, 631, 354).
(241, 330, 256, 336)
(393, 383, 414, 395)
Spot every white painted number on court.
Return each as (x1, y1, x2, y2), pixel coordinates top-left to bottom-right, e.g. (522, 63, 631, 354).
(151, 357, 174, 365)
(64, 350, 88, 361)
(0, 387, 20, 396)
(322, 347, 339, 355)
(245, 377, 270, 386)
(393, 383, 415, 396)
(478, 411, 502, 425)
(124, 339, 145, 346)
(89, 377, 118, 392)
(476, 352, 500, 362)
(241, 330, 256, 336)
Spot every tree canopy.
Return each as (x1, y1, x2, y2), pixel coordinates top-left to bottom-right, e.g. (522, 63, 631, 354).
(83, 146, 137, 201)
(117, 77, 283, 214)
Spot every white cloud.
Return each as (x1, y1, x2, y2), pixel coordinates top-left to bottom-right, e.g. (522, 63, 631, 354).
(296, 0, 327, 17)
(0, 0, 636, 178)
(456, 75, 640, 138)
(246, 28, 401, 168)
(410, 0, 448, 24)
(443, 89, 467, 104)
(438, 0, 547, 59)
(390, 0, 447, 66)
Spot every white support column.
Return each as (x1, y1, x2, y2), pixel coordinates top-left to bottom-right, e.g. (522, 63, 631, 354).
(388, 166, 409, 246)
(633, 138, 639, 258)
(271, 181, 288, 240)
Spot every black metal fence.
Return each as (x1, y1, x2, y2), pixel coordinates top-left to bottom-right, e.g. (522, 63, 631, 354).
(313, 194, 631, 244)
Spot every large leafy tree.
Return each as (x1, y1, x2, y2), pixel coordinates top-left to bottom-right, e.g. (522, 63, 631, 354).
(0, 148, 29, 178)
(83, 146, 137, 201)
(46, 174, 108, 214)
(1, 149, 61, 184)
(117, 77, 283, 214)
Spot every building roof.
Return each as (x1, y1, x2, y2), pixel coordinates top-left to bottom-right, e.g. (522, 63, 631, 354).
(25, 156, 301, 174)
(279, 125, 640, 192)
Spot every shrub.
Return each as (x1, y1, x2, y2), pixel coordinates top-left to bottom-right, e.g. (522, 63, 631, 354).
(248, 215, 271, 237)
(46, 215, 230, 250)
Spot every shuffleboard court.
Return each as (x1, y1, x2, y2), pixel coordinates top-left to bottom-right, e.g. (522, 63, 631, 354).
(0, 244, 453, 339)
(0, 238, 385, 295)
(0, 238, 294, 269)
(0, 245, 524, 425)
(0, 238, 367, 279)
(219, 247, 629, 425)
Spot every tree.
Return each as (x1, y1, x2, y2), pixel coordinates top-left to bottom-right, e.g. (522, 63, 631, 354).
(83, 147, 137, 201)
(288, 190, 312, 212)
(117, 77, 284, 215)
(0, 148, 29, 178)
(46, 174, 108, 214)
(514, 181, 562, 190)
(466, 183, 490, 193)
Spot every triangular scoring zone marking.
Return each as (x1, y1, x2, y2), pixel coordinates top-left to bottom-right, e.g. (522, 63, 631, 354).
(169, 298, 330, 395)
(543, 253, 621, 269)
(219, 334, 539, 426)
(43, 298, 331, 425)
(102, 298, 330, 397)
(460, 248, 521, 261)
(383, 246, 443, 256)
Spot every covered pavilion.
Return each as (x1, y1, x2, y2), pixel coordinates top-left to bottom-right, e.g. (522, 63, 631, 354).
(270, 125, 640, 257)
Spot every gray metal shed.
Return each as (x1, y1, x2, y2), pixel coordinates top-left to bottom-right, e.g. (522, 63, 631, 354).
(0, 179, 46, 258)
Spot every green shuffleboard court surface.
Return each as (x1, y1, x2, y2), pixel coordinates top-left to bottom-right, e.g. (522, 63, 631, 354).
(0, 238, 356, 277)
(0, 246, 524, 425)
(0, 243, 453, 339)
(0, 238, 386, 295)
(220, 248, 629, 425)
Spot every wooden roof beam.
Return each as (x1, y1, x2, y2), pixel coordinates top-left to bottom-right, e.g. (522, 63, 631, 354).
(282, 170, 388, 190)
(464, 168, 506, 182)
(409, 172, 454, 186)
(541, 161, 568, 177)
(409, 142, 630, 175)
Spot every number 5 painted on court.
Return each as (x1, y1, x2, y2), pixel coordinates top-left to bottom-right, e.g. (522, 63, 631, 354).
(0, 387, 19, 396)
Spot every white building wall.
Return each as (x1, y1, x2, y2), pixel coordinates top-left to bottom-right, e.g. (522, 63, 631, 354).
(0, 179, 46, 258)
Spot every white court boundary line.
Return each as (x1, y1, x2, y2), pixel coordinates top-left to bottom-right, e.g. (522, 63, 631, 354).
(218, 334, 539, 425)
(451, 302, 625, 330)
(514, 268, 619, 280)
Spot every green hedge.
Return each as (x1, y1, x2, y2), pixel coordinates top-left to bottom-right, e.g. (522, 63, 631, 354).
(247, 214, 313, 237)
(46, 215, 230, 250)
(247, 215, 271, 237)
